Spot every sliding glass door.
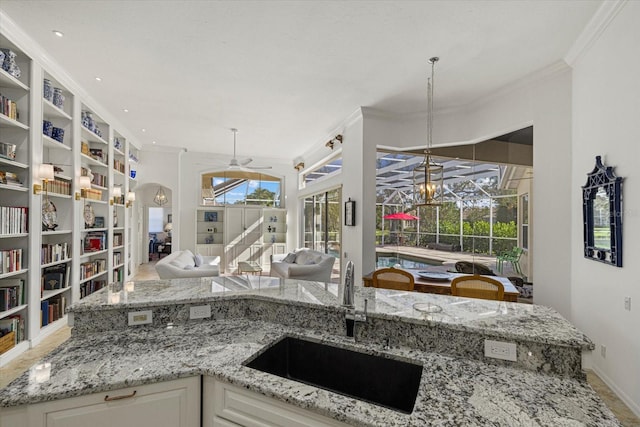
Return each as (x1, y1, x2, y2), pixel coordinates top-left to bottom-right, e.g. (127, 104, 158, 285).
(302, 188, 341, 282)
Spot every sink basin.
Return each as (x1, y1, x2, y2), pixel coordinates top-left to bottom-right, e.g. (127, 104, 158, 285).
(244, 336, 423, 413)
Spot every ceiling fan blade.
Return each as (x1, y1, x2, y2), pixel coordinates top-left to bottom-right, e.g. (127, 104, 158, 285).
(240, 158, 253, 166)
(248, 165, 273, 170)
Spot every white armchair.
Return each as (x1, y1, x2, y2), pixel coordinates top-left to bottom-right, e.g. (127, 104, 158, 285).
(270, 249, 335, 282)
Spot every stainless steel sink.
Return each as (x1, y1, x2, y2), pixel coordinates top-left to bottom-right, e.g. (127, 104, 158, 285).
(244, 336, 423, 414)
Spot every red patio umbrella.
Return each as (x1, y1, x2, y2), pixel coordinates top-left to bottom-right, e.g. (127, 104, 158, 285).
(383, 212, 419, 245)
(383, 212, 419, 220)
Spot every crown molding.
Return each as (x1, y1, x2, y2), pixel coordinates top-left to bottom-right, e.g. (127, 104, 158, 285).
(564, 0, 627, 66)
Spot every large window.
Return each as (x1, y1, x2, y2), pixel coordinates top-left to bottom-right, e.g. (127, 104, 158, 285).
(200, 170, 282, 207)
(302, 188, 341, 282)
(375, 149, 527, 256)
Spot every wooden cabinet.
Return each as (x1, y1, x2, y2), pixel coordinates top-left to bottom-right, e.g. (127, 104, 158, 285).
(203, 376, 348, 427)
(1, 377, 200, 427)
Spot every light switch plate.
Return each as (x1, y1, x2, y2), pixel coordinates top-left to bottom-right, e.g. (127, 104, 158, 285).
(484, 339, 517, 361)
(128, 310, 152, 326)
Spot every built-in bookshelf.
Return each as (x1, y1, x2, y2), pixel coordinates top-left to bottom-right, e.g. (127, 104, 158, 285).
(40, 71, 74, 333)
(0, 25, 142, 365)
(196, 207, 225, 258)
(0, 33, 31, 362)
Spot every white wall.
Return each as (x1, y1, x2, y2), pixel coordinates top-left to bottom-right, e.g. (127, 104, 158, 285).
(570, 1, 640, 414)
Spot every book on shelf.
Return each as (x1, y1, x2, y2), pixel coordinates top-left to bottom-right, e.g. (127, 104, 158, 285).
(83, 231, 107, 253)
(41, 242, 71, 264)
(1, 248, 22, 273)
(0, 314, 25, 354)
(80, 279, 106, 299)
(40, 295, 66, 327)
(0, 206, 28, 235)
(41, 263, 70, 294)
(0, 278, 25, 311)
(0, 170, 23, 187)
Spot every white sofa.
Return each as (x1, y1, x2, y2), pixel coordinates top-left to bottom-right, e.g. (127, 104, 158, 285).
(270, 249, 335, 282)
(155, 249, 220, 279)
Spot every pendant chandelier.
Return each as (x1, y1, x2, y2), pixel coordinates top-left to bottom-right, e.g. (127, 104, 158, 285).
(413, 57, 444, 207)
(153, 186, 168, 206)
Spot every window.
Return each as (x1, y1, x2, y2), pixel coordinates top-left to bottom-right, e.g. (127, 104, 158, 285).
(200, 171, 282, 207)
(302, 154, 342, 187)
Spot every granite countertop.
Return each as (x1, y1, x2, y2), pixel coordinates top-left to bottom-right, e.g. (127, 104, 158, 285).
(70, 276, 594, 350)
(0, 319, 619, 426)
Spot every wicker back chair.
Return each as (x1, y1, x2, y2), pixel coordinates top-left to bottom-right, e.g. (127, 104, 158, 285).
(450, 275, 504, 301)
(372, 267, 415, 291)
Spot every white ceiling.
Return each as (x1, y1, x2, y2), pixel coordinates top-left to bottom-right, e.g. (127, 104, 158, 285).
(1, 1, 601, 162)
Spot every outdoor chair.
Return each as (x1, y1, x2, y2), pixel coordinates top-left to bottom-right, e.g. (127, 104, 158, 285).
(451, 275, 505, 301)
(496, 247, 524, 274)
(372, 267, 415, 291)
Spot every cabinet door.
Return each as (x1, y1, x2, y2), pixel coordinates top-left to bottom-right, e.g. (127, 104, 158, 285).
(225, 207, 244, 245)
(203, 377, 348, 427)
(6, 377, 200, 427)
(243, 208, 263, 245)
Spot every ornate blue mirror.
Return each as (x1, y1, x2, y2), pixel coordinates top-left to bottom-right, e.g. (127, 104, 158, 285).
(582, 156, 623, 267)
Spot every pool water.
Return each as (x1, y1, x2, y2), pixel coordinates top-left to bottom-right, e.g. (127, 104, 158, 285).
(376, 254, 441, 269)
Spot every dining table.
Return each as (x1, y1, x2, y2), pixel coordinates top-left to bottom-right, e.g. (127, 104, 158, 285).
(362, 269, 520, 302)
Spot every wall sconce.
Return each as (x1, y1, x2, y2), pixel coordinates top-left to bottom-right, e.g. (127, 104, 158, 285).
(325, 134, 343, 150)
(294, 161, 305, 171)
(33, 164, 54, 195)
(111, 186, 122, 205)
(126, 191, 136, 208)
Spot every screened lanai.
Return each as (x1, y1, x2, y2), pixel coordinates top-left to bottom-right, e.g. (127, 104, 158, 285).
(376, 138, 532, 263)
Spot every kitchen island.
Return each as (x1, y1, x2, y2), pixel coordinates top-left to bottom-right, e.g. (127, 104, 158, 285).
(0, 276, 620, 426)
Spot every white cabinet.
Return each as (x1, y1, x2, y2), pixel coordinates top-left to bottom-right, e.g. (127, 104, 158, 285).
(1, 377, 200, 427)
(224, 207, 263, 273)
(203, 376, 348, 427)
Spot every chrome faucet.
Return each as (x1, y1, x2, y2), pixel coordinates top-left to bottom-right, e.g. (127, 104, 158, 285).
(346, 299, 368, 339)
(342, 261, 355, 307)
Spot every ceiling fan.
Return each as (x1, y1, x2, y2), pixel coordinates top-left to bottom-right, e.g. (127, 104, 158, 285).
(224, 128, 272, 170)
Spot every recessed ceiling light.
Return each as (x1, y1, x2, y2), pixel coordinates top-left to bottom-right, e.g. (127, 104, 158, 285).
(123, 108, 129, 113)
(141, 128, 146, 132)
(152, 141, 156, 144)
(52, 30, 64, 37)
(95, 77, 102, 82)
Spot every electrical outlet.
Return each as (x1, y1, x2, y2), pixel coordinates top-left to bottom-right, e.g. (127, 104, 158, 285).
(190, 305, 211, 320)
(128, 310, 152, 326)
(601, 344, 607, 358)
(484, 339, 517, 361)
(624, 297, 631, 311)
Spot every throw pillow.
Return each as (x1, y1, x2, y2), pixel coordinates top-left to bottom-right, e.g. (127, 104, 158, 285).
(194, 254, 204, 267)
(295, 251, 314, 265)
(183, 265, 194, 270)
(173, 251, 196, 268)
(283, 252, 297, 263)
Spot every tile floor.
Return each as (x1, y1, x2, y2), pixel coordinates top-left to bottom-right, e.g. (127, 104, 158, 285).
(1, 261, 638, 426)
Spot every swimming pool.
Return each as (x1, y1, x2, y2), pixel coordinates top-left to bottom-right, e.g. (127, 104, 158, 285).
(376, 252, 442, 269)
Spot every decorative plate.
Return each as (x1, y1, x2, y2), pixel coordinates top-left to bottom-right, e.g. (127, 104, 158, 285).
(42, 199, 58, 231)
(417, 272, 452, 281)
(83, 203, 95, 227)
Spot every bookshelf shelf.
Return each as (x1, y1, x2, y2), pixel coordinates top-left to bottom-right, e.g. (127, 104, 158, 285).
(43, 98, 72, 120)
(113, 263, 125, 269)
(42, 229, 72, 236)
(80, 249, 108, 259)
(43, 134, 71, 151)
(80, 153, 108, 168)
(40, 259, 72, 269)
(0, 269, 28, 280)
(79, 271, 107, 285)
(0, 113, 29, 130)
(0, 340, 29, 365)
(0, 304, 28, 320)
(81, 126, 108, 145)
(0, 157, 28, 169)
(41, 287, 70, 301)
(0, 234, 29, 239)
(0, 68, 29, 90)
(0, 183, 27, 192)
(39, 314, 68, 335)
